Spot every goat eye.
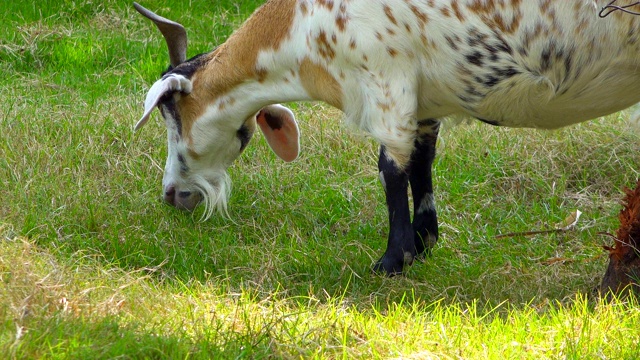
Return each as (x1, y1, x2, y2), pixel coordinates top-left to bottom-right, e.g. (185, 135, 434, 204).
(237, 125, 251, 150)
(178, 153, 189, 173)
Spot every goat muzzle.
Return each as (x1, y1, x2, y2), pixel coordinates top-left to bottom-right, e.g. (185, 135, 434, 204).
(163, 185, 202, 211)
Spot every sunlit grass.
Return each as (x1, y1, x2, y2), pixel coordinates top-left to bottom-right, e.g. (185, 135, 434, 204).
(2, 228, 639, 359)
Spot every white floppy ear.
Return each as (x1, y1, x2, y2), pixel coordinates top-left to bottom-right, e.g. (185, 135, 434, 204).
(135, 74, 192, 130)
(256, 104, 300, 162)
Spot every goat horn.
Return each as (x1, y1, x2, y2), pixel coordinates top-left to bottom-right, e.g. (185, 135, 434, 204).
(133, 2, 187, 68)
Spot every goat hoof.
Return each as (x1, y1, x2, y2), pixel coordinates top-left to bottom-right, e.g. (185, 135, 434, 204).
(373, 252, 412, 276)
(413, 247, 435, 263)
(413, 253, 427, 263)
(414, 236, 438, 258)
(372, 260, 403, 276)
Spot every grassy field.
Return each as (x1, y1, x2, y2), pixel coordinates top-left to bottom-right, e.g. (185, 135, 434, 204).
(2, 1, 640, 358)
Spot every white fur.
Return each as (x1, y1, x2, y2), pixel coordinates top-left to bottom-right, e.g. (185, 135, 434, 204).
(417, 193, 436, 215)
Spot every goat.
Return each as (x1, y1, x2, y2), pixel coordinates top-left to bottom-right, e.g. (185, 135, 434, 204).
(133, 1, 640, 276)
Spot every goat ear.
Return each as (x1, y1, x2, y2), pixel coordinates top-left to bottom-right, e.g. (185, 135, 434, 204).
(135, 74, 192, 130)
(256, 105, 300, 162)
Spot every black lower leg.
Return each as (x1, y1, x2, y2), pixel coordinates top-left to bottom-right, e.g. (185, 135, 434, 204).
(373, 145, 415, 276)
(409, 119, 440, 256)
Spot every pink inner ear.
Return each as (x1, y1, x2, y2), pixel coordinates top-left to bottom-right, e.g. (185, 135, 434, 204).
(256, 106, 300, 162)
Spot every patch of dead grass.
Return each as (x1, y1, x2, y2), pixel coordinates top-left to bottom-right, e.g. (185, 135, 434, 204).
(0, 223, 155, 330)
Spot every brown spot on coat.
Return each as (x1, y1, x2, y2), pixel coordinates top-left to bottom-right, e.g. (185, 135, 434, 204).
(317, 0, 334, 11)
(336, 2, 349, 32)
(383, 4, 398, 26)
(451, 1, 465, 22)
(410, 5, 429, 26)
(299, 58, 343, 109)
(187, 147, 201, 159)
(336, 14, 348, 31)
(377, 101, 391, 112)
(466, 0, 522, 34)
(316, 30, 336, 60)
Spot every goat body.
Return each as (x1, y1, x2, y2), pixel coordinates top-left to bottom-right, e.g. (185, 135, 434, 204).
(135, 0, 640, 275)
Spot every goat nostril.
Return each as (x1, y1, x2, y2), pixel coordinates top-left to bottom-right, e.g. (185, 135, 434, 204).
(164, 186, 176, 204)
(178, 191, 192, 198)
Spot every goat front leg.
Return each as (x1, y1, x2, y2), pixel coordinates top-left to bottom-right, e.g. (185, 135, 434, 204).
(410, 119, 440, 258)
(373, 145, 415, 276)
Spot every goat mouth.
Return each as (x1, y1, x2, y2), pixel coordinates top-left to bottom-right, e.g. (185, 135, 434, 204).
(163, 186, 203, 211)
(162, 172, 231, 220)
(174, 191, 204, 211)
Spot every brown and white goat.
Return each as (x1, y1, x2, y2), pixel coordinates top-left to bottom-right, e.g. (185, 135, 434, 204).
(134, 1, 640, 276)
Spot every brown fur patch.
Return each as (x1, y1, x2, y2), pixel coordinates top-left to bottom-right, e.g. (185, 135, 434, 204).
(336, 2, 349, 32)
(316, 30, 336, 60)
(410, 4, 429, 26)
(317, 0, 334, 11)
(187, 147, 201, 159)
(299, 1, 309, 15)
(336, 14, 349, 31)
(383, 5, 398, 26)
(466, 0, 522, 34)
(451, 1, 465, 22)
(177, 0, 297, 142)
(299, 57, 343, 109)
(175, 73, 207, 146)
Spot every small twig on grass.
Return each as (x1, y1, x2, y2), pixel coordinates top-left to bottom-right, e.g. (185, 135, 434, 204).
(496, 210, 582, 239)
(495, 228, 570, 239)
(541, 257, 574, 265)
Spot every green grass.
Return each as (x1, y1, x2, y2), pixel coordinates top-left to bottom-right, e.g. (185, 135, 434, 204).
(2, 1, 640, 358)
